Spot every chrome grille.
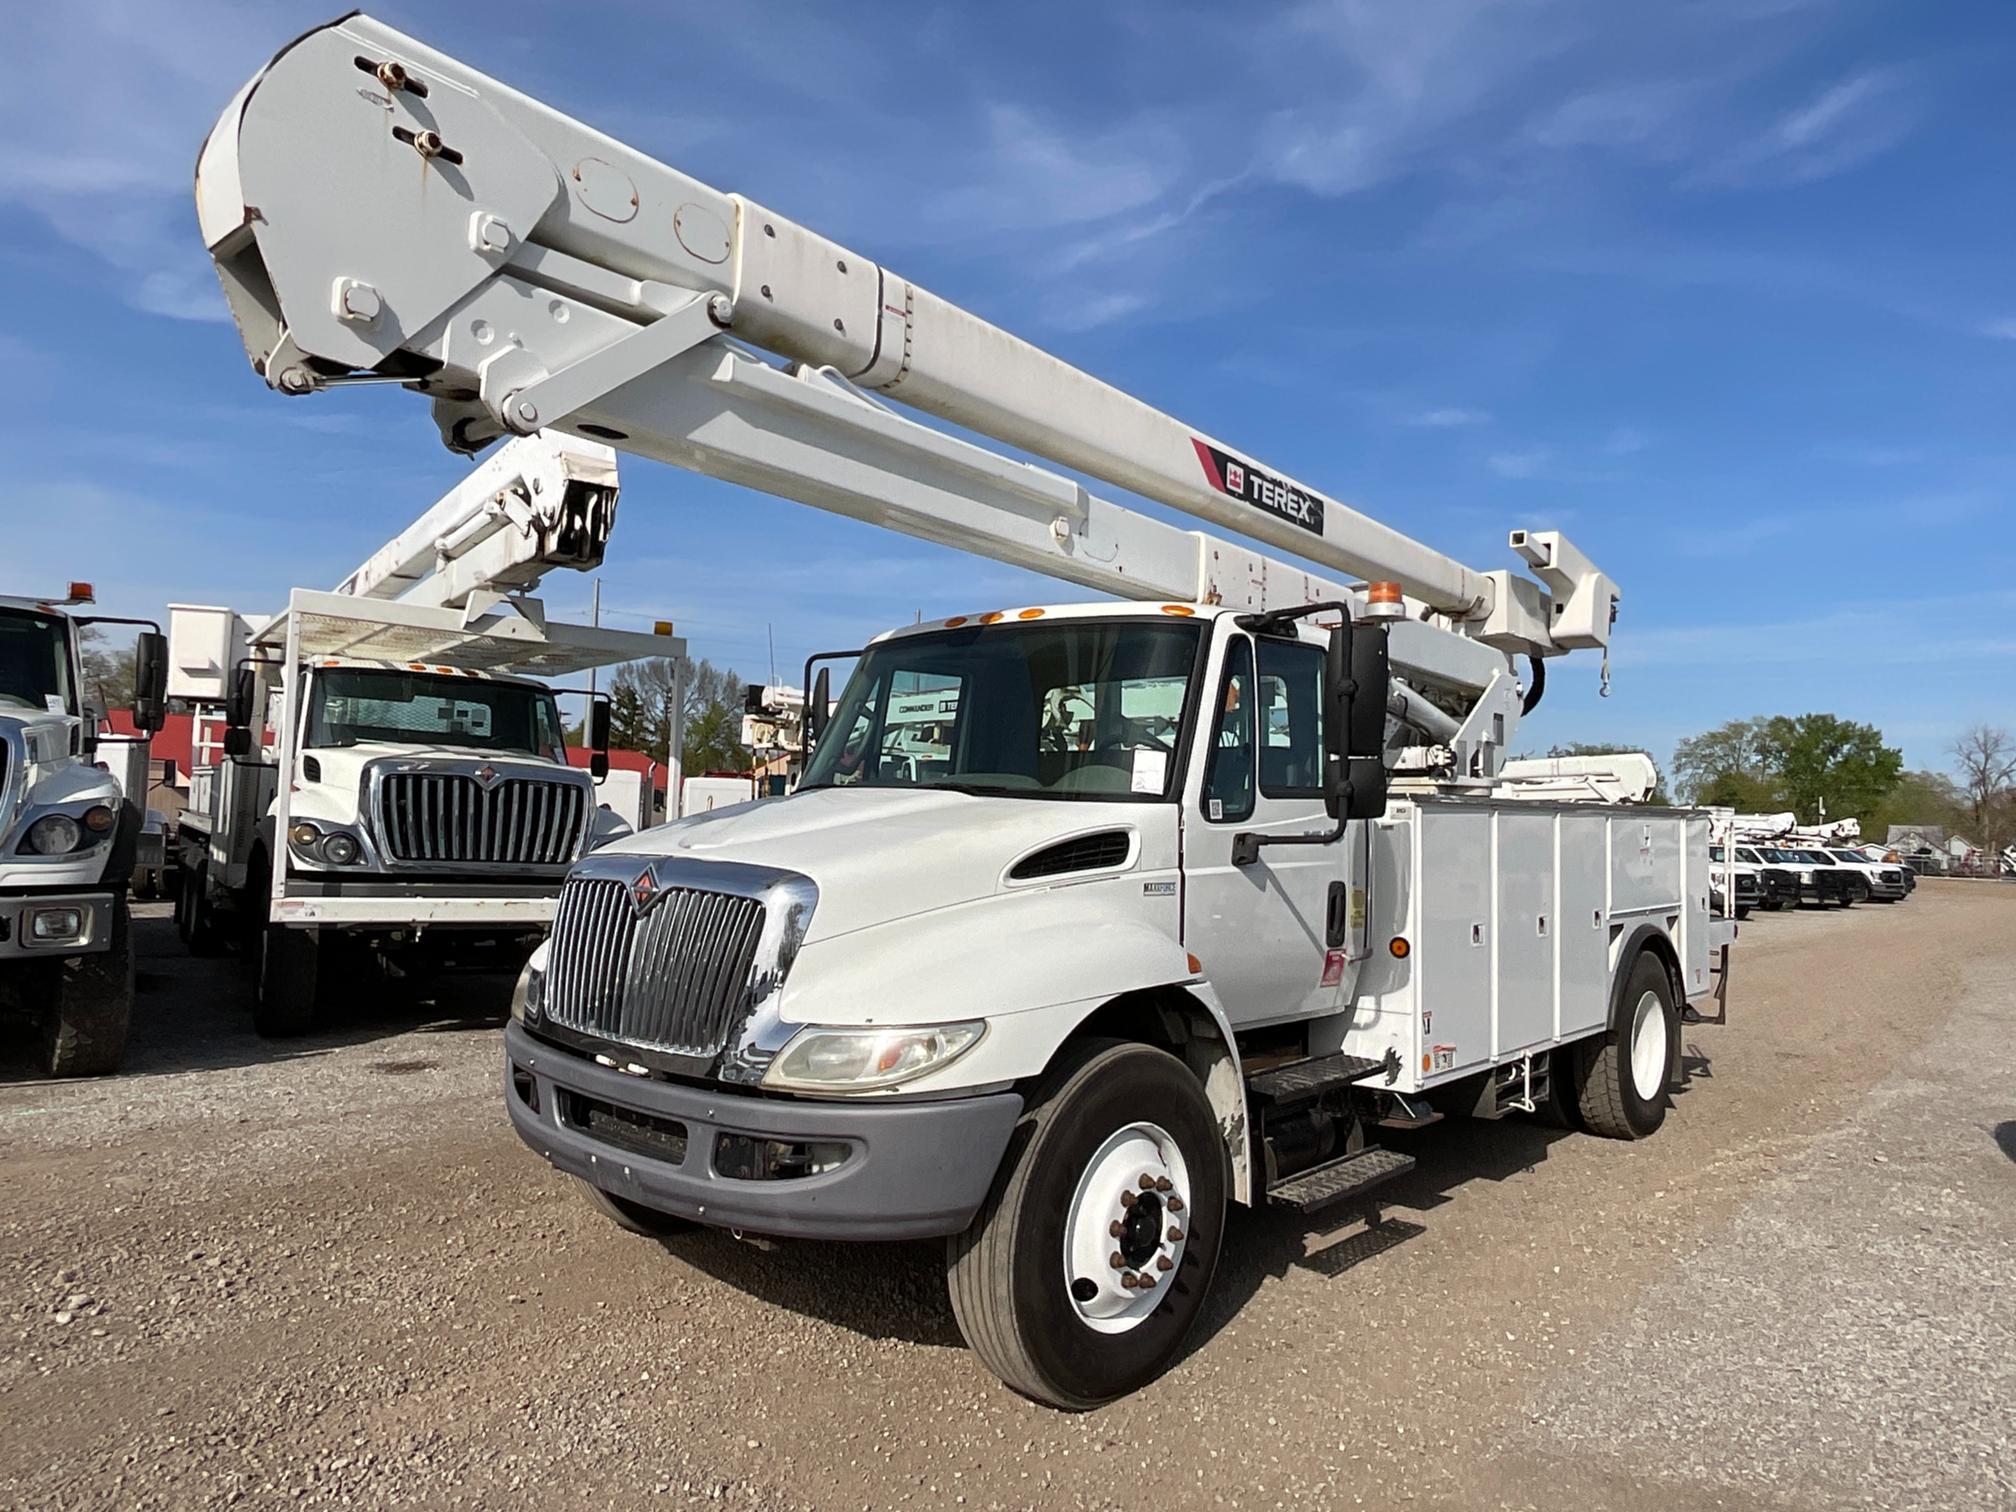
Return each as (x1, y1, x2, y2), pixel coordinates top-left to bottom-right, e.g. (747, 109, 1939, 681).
(543, 877, 768, 1057)
(377, 773, 586, 866)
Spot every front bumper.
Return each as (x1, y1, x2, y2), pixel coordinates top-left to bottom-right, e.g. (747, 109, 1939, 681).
(505, 1022, 1023, 1241)
(0, 889, 113, 960)
(275, 875, 562, 928)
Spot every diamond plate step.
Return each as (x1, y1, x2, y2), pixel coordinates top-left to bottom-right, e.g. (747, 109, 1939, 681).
(1246, 1052, 1385, 1101)
(1266, 1146, 1417, 1212)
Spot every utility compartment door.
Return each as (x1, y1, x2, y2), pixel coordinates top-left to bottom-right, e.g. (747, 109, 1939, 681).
(1416, 806, 1491, 1078)
(1557, 809, 1611, 1039)
(1492, 810, 1554, 1058)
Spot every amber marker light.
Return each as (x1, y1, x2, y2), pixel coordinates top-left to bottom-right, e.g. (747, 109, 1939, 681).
(1389, 937, 1411, 958)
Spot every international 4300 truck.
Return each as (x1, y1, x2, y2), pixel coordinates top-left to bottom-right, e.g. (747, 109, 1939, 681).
(196, 13, 1736, 1407)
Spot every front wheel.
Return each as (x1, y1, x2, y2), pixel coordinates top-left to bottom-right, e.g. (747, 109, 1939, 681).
(254, 922, 323, 1038)
(945, 1041, 1227, 1410)
(39, 900, 134, 1077)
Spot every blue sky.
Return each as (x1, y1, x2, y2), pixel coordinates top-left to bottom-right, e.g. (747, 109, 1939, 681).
(3, 0, 2011, 774)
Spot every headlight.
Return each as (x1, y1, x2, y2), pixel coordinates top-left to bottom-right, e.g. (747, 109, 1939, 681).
(83, 805, 116, 834)
(511, 943, 550, 1025)
(289, 822, 321, 848)
(321, 832, 361, 865)
(25, 814, 82, 855)
(762, 1021, 985, 1093)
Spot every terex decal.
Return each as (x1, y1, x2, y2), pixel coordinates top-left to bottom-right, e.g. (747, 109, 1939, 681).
(1191, 438, 1325, 535)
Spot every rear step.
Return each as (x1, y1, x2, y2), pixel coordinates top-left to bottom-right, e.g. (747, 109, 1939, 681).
(1266, 1146, 1417, 1213)
(1246, 1052, 1388, 1101)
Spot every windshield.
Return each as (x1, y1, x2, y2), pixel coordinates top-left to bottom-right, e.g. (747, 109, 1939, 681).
(0, 606, 74, 715)
(305, 667, 566, 760)
(1737, 848, 1765, 864)
(1830, 850, 1864, 864)
(1795, 849, 1832, 864)
(1760, 848, 1797, 863)
(800, 619, 1203, 800)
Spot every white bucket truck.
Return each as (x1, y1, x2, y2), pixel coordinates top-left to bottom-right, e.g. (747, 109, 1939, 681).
(196, 14, 1735, 1406)
(1, 586, 168, 1074)
(169, 435, 683, 1035)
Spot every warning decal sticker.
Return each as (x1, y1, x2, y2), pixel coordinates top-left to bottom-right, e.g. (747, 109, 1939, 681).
(1191, 438, 1325, 535)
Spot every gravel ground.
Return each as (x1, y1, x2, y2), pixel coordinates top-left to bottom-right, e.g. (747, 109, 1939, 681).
(0, 882, 2010, 1510)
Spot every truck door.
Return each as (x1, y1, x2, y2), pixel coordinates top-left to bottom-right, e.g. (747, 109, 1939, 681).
(1181, 629, 1345, 1025)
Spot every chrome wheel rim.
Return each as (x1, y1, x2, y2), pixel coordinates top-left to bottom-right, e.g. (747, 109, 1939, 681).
(1629, 989, 1666, 1100)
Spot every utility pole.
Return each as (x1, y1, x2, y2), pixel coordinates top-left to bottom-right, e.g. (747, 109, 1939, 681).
(665, 658, 685, 823)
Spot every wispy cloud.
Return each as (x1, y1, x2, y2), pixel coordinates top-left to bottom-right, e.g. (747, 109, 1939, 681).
(1405, 407, 1493, 428)
(1981, 318, 2016, 341)
(1489, 447, 1553, 479)
(1040, 290, 1153, 333)
(1687, 67, 1919, 188)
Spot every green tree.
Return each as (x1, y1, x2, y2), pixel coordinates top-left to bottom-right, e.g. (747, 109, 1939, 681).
(1758, 713, 1902, 824)
(1671, 717, 1776, 805)
(1696, 769, 1783, 812)
(1861, 769, 1966, 840)
(602, 654, 751, 774)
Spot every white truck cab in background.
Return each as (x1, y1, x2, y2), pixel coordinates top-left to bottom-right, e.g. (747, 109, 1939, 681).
(0, 587, 167, 1075)
(169, 434, 683, 1036)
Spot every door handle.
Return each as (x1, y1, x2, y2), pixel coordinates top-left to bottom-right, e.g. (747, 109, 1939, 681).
(1326, 880, 1348, 948)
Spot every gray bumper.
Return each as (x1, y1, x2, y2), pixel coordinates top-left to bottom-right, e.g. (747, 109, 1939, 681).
(505, 1022, 1022, 1241)
(0, 891, 114, 960)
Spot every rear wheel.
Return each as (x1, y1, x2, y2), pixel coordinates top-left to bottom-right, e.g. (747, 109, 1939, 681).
(39, 899, 134, 1077)
(946, 1041, 1226, 1409)
(1569, 952, 1676, 1140)
(177, 862, 228, 956)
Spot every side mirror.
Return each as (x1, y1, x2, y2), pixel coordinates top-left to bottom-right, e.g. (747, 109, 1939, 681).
(133, 631, 169, 734)
(224, 666, 256, 731)
(586, 697, 611, 779)
(79, 704, 101, 758)
(222, 726, 252, 758)
(1322, 618, 1390, 822)
(807, 667, 831, 749)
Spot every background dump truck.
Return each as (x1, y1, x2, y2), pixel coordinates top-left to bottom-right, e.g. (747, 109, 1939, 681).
(195, 12, 1736, 1406)
(1, 587, 167, 1075)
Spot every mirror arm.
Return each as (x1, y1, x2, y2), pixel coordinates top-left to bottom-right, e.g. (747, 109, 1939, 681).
(1231, 819, 1346, 868)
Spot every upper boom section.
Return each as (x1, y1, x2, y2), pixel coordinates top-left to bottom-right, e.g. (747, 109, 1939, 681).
(195, 13, 1613, 647)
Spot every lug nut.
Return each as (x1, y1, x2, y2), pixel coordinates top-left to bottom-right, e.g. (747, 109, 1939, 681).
(1139, 1174, 1156, 1191)
(1120, 1273, 1138, 1290)
(1109, 1252, 1125, 1270)
(1154, 1177, 1173, 1192)
(1138, 1272, 1157, 1289)
(1156, 1255, 1174, 1272)
(1119, 1191, 1137, 1209)
(1167, 1226, 1184, 1243)
(1168, 1196, 1185, 1213)
(1108, 1219, 1124, 1238)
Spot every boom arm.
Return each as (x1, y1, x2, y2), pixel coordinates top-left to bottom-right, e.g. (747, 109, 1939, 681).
(334, 431, 619, 612)
(196, 14, 1614, 659)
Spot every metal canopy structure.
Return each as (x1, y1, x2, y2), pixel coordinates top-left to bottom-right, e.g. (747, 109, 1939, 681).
(254, 589, 679, 678)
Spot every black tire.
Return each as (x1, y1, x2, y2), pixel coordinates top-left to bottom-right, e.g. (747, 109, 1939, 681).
(39, 899, 134, 1077)
(1533, 1045, 1583, 1130)
(1568, 951, 1676, 1140)
(254, 921, 322, 1038)
(576, 1180, 698, 1237)
(178, 863, 228, 956)
(945, 1040, 1227, 1410)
